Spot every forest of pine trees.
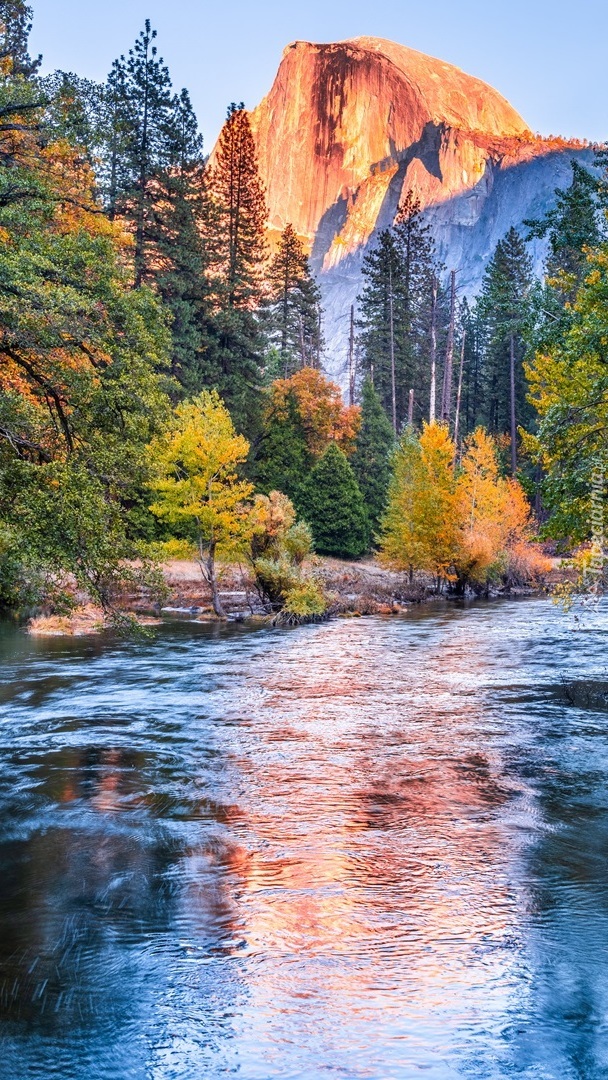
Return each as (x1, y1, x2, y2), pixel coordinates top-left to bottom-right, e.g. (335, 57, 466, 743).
(1, 0, 607, 621)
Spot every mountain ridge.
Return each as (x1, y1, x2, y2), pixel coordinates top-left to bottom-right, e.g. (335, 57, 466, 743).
(224, 37, 593, 380)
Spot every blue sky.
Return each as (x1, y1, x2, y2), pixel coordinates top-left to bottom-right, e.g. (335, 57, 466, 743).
(31, 0, 606, 150)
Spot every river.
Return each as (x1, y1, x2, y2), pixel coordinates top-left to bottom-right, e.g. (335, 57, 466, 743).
(0, 598, 607, 1079)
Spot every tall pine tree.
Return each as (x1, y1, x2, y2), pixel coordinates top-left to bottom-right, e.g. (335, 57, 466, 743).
(358, 193, 440, 430)
(105, 21, 174, 286)
(205, 103, 268, 430)
(154, 88, 214, 392)
(266, 223, 323, 376)
(350, 377, 395, 538)
(475, 228, 533, 472)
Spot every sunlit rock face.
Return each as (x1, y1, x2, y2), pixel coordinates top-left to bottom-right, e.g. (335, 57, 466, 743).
(241, 38, 592, 379)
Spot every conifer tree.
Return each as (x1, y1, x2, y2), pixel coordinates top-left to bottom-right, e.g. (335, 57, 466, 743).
(525, 160, 603, 294)
(357, 229, 402, 430)
(525, 159, 606, 359)
(298, 443, 370, 558)
(475, 228, 533, 469)
(350, 377, 395, 537)
(0, 0, 40, 77)
(457, 298, 483, 438)
(266, 223, 323, 375)
(205, 103, 268, 428)
(358, 194, 440, 429)
(394, 192, 441, 423)
(154, 88, 214, 391)
(105, 21, 174, 286)
(254, 388, 312, 503)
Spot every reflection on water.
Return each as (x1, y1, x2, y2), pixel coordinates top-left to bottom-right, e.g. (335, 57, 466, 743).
(0, 601, 608, 1077)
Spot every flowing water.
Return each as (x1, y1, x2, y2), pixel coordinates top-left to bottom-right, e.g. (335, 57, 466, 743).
(1, 598, 608, 1079)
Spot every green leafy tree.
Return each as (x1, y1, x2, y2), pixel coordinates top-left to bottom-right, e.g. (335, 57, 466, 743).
(298, 443, 370, 558)
(525, 244, 608, 542)
(0, 8, 173, 618)
(350, 377, 395, 537)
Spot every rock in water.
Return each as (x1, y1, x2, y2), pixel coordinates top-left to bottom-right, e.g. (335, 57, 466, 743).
(221, 37, 593, 380)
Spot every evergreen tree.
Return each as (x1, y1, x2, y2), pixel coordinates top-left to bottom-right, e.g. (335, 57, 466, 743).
(154, 88, 214, 392)
(205, 103, 268, 430)
(105, 21, 174, 286)
(525, 159, 605, 361)
(92, 26, 218, 395)
(266, 223, 323, 375)
(299, 443, 370, 558)
(475, 228, 533, 470)
(0, 0, 40, 77)
(357, 228, 402, 430)
(525, 160, 603, 293)
(254, 389, 312, 504)
(358, 193, 440, 430)
(41, 72, 105, 160)
(394, 192, 441, 424)
(455, 298, 483, 440)
(350, 377, 395, 537)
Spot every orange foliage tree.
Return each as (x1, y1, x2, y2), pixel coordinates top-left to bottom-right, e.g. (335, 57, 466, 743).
(380, 423, 459, 586)
(255, 367, 361, 502)
(381, 423, 545, 591)
(268, 367, 360, 456)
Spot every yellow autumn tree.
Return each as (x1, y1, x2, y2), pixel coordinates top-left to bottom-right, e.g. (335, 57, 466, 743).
(149, 391, 255, 617)
(380, 423, 459, 587)
(454, 428, 535, 588)
(381, 425, 546, 592)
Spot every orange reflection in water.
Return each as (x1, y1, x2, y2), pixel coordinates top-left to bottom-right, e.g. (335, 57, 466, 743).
(181, 616, 524, 1029)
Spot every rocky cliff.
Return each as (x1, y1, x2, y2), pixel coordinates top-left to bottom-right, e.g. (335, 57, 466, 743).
(240, 38, 592, 379)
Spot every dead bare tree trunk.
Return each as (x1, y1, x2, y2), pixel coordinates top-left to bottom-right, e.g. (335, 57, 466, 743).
(441, 270, 456, 423)
(429, 276, 438, 423)
(453, 329, 466, 450)
(389, 264, 397, 435)
(510, 332, 518, 476)
(348, 304, 355, 407)
(299, 315, 306, 370)
(407, 388, 414, 427)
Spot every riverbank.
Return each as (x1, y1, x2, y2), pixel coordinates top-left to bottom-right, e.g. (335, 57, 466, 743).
(26, 553, 566, 636)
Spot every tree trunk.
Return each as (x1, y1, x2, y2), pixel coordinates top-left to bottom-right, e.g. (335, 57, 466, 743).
(429, 277, 437, 423)
(407, 388, 414, 426)
(453, 330, 466, 450)
(442, 268, 457, 421)
(199, 539, 226, 618)
(348, 304, 355, 407)
(510, 332, 517, 476)
(389, 265, 397, 435)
